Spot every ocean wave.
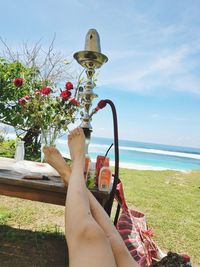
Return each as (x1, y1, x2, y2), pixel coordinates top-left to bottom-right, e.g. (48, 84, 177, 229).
(86, 143, 200, 160)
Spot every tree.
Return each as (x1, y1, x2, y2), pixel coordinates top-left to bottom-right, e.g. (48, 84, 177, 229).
(0, 39, 81, 160)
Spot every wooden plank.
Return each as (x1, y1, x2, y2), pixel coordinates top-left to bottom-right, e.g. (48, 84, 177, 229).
(0, 171, 66, 193)
(0, 183, 66, 205)
(0, 182, 109, 207)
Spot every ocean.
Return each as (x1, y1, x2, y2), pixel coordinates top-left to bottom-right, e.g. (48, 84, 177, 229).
(56, 135, 200, 171)
(2, 125, 200, 171)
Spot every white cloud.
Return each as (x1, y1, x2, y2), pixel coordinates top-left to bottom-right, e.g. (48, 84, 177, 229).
(100, 41, 200, 95)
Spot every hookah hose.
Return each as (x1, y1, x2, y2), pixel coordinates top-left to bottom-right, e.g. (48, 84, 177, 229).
(94, 99, 120, 216)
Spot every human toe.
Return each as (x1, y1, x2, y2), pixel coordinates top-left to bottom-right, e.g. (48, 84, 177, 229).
(48, 146, 57, 153)
(68, 133, 72, 142)
(43, 146, 50, 154)
(74, 128, 81, 136)
(71, 128, 78, 136)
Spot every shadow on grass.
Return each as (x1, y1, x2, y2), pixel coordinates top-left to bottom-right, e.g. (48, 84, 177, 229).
(0, 225, 68, 267)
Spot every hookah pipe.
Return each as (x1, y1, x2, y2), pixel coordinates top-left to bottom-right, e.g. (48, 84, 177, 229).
(90, 99, 120, 218)
(74, 29, 120, 222)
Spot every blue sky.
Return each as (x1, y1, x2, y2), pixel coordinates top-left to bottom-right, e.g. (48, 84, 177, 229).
(0, 0, 200, 147)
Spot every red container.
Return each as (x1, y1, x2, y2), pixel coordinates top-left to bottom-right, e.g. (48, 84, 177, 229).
(95, 155, 109, 185)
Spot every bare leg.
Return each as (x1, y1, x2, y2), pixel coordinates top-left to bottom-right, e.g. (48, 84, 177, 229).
(45, 128, 117, 267)
(88, 191, 139, 267)
(43, 130, 139, 267)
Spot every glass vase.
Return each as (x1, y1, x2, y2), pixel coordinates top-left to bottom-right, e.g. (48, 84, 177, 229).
(41, 127, 58, 162)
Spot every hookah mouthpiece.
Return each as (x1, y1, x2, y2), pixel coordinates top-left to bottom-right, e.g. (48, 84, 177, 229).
(89, 100, 107, 119)
(96, 100, 107, 110)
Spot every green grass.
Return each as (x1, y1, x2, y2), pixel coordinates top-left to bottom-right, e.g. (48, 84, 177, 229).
(0, 207, 12, 224)
(0, 169, 200, 264)
(0, 197, 65, 234)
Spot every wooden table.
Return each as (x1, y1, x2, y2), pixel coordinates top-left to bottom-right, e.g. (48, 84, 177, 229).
(0, 157, 109, 208)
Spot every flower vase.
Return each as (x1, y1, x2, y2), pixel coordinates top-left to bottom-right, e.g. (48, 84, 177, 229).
(41, 128, 58, 162)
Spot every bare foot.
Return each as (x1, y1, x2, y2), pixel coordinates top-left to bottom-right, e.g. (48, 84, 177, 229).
(43, 146, 71, 184)
(68, 128, 85, 164)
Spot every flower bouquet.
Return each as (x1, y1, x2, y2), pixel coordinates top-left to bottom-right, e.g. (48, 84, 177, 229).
(17, 78, 80, 160)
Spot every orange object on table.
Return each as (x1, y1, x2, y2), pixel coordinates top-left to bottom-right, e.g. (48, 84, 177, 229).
(98, 167, 112, 192)
(95, 155, 109, 185)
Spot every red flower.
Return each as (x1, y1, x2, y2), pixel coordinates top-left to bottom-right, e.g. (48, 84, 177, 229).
(60, 90, 71, 99)
(24, 95, 30, 100)
(13, 77, 24, 87)
(19, 95, 30, 106)
(65, 82, 73, 90)
(41, 87, 51, 95)
(18, 97, 26, 106)
(70, 98, 80, 106)
(34, 89, 41, 95)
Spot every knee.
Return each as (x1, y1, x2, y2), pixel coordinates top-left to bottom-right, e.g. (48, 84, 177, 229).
(67, 219, 106, 243)
(79, 220, 106, 242)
